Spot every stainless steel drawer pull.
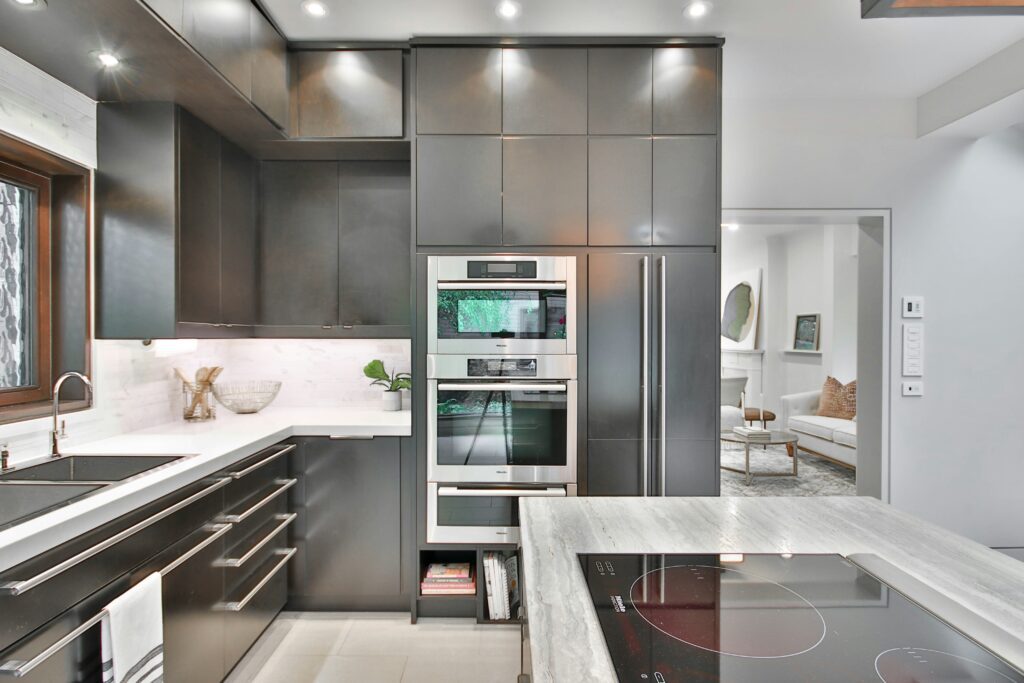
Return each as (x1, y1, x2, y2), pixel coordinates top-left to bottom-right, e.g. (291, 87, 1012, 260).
(437, 487, 567, 498)
(437, 383, 568, 392)
(217, 548, 296, 612)
(0, 477, 232, 597)
(329, 435, 375, 440)
(216, 513, 296, 568)
(218, 479, 296, 524)
(436, 282, 566, 291)
(0, 522, 233, 677)
(227, 443, 296, 479)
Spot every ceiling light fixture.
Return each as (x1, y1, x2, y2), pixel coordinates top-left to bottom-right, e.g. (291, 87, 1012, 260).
(684, 0, 711, 18)
(301, 0, 328, 17)
(96, 52, 120, 68)
(12, 0, 46, 6)
(497, 0, 521, 19)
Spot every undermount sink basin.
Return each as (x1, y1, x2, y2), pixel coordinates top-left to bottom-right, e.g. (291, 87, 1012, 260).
(0, 455, 184, 483)
(0, 482, 107, 530)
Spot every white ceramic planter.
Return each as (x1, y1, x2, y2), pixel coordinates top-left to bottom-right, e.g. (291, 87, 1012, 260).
(382, 390, 402, 411)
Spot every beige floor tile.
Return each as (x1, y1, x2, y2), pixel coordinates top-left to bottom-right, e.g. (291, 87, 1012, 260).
(248, 654, 332, 683)
(314, 655, 408, 682)
(278, 617, 355, 655)
(401, 655, 521, 683)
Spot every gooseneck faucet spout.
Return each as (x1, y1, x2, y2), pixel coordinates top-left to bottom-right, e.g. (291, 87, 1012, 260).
(51, 372, 93, 458)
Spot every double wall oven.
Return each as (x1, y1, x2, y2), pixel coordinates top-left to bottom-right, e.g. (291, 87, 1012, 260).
(426, 256, 578, 544)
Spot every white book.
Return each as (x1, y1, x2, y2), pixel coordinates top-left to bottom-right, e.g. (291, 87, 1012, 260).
(497, 554, 510, 619)
(482, 553, 496, 619)
(505, 554, 521, 619)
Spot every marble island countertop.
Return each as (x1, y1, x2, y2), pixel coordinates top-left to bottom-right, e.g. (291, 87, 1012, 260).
(0, 406, 410, 573)
(519, 496, 1024, 682)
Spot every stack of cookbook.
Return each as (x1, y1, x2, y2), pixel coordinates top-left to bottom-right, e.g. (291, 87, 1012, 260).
(483, 551, 521, 620)
(420, 562, 476, 596)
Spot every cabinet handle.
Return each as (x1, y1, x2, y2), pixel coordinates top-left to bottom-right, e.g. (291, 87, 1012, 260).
(642, 256, 650, 498)
(329, 435, 375, 440)
(215, 513, 296, 568)
(658, 256, 667, 497)
(227, 443, 296, 479)
(0, 477, 232, 597)
(436, 282, 566, 291)
(437, 486, 566, 498)
(0, 522, 232, 677)
(218, 479, 296, 524)
(217, 548, 296, 612)
(437, 383, 568, 392)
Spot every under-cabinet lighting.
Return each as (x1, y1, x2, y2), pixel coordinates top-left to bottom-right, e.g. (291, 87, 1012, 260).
(96, 52, 120, 68)
(720, 553, 745, 563)
(497, 0, 521, 19)
(302, 0, 328, 17)
(685, 0, 712, 18)
(722, 223, 740, 232)
(149, 339, 199, 358)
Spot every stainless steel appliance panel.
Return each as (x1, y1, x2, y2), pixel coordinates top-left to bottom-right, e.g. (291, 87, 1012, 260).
(426, 483, 575, 544)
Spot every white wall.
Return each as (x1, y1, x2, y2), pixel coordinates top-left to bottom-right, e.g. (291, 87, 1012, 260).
(723, 95, 1024, 547)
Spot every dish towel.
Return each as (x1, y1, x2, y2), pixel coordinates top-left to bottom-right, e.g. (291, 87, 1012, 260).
(101, 573, 164, 683)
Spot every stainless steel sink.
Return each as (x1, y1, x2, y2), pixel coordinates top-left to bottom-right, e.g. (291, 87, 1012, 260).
(0, 455, 184, 483)
(0, 482, 107, 530)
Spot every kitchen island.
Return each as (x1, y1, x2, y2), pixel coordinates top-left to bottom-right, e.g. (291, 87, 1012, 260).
(519, 496, 1024, 682)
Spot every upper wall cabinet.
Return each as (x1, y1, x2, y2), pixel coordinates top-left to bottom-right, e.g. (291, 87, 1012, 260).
(588, 48, 653, 135)
(182, 0, 253, 98)
(503, 48, 588, 134)
(416, 48, 502, 134)
(416, 136, 502, 246)
(653, 136, 718, 246)
(503, 136, 587, 246)
(653, 47, 720, 135)
(294, 50, 405, 138)
(249, 6, 289, 129)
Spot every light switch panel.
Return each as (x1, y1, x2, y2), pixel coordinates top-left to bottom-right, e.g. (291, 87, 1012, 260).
(902, 381, 924, 397)
(902, 323, 924, 377)
(902, 296, 924, 318)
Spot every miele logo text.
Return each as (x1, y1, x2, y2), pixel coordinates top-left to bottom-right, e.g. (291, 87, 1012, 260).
(611, 595, 625, 613)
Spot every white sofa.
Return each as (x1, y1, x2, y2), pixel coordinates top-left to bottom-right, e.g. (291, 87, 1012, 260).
(780, 390, 857, 468)
(721, 376, 747, 431)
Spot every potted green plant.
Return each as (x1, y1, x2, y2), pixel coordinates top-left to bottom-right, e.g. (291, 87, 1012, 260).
(363, 360, 411, 411)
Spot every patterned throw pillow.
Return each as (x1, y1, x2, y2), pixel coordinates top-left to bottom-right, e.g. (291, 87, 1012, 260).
(817, 376, 857, 420)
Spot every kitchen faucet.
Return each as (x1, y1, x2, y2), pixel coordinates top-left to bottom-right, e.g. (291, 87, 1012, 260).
(51, 371, 93, 458)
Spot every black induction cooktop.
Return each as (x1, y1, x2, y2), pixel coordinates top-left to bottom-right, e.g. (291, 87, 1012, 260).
(578, 553, 1024, 682)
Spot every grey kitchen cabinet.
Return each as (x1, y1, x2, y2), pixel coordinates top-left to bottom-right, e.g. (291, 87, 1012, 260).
(502, 48, 588, 134)
(661, 439, 719, 497)
(588, 439, 645, 497)
(653, 47, 720, 135)
(220, 139, 259, 326)
(416, 47, 502, 134)
(250, 5, 289, 130)
(144, 0, 183, 32)
(588, 48, 653, 134)
(288, 437, 405, 610)
(96, 103, 258, 338)
(183, 0, 252, 98)
(653, 136, 719, 246)
(294, 50, 404, 138)
(502, 136, 587, 246)
(416, 136, 502, 246)
(259, 161, 340, 326)
(588, 137, 653, 246)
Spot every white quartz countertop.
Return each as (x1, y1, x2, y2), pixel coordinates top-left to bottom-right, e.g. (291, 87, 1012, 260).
(519, 496, 1024, 682)
(0, 406, 410, 573)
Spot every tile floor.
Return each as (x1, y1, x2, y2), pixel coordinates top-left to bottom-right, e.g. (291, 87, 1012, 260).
(225, 613, 522, 683)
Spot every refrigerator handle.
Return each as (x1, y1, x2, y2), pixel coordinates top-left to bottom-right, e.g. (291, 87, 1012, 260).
(641, 256, 650, 497)
(658, 256, 667, 497)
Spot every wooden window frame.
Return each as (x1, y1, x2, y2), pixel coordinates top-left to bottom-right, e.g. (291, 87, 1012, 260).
(0, 159, 52, 407)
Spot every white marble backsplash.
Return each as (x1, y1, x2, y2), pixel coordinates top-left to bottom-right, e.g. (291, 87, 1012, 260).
(0, 338, 411, 466)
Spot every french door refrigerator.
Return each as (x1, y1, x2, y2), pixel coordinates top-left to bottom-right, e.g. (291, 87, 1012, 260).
(587, 252, 719, 497)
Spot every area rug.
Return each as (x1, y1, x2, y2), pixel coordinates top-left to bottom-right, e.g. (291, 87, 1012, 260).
(720, 442, 856, 497)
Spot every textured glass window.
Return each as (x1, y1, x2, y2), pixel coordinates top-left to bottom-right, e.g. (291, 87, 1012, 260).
(0, 179, 35, 390)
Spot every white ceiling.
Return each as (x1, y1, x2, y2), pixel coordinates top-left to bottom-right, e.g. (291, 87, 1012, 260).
(260, 0, 1024, 99)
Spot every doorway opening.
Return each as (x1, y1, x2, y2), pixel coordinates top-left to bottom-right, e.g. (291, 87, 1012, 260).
(719, 209, 890, 500)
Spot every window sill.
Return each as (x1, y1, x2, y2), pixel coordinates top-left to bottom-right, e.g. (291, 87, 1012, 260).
(0, 399, 92, 427)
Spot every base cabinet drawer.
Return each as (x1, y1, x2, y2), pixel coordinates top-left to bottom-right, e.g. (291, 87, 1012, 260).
(223, 549, 293, 673)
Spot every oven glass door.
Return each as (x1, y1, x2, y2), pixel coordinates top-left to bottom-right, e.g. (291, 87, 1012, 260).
(436, 286, 567, 342)
(434, 382, 569, 469)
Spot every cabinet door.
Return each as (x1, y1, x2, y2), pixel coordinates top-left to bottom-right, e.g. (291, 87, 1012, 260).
(588, 48, 653, 134)
(588, 253, 648, 440)
(588, 137, 652, 246)
(220, 139, 257, 326)
(250, 6, 289, 130)
(182, 0, 252, 97)
(653, 47, 719, 135)
(416, 136, 502, 246)
(338, 161, 411, 327)
(259, 161, 340, 325)
(145, 0, 183, 32)
(502, 136, 587, 246)
(295, 50, 404, 138)
(653, 136, 718, 246)
(290, 438, 402, 608)
(416, 48, 502, 134)
(588, 439, 645, 497)
(661, 439, 718, 497)
(177, 110, 221, 324)
(502, 48, 587, 134)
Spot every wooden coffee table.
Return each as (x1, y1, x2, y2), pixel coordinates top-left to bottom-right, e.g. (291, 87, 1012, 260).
(720, 430, 799, 485)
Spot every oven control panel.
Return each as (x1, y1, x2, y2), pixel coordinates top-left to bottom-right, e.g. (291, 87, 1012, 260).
(467, 358, 538, 377)
(466, 261, 538, 279)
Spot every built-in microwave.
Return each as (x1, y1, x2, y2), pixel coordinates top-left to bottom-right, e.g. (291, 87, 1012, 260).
(427, 482, 576, 545)
(427, 255, 576, 356)
(427, 354, 577, 484)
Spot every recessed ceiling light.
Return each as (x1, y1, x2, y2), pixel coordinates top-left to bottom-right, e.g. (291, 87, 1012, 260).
(96, 52, 120, 68)
(497, 0, 521, 19)
(12, 0, 46, 6)
(302, 0, 328, 17)
(684, 0, 711, 18)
